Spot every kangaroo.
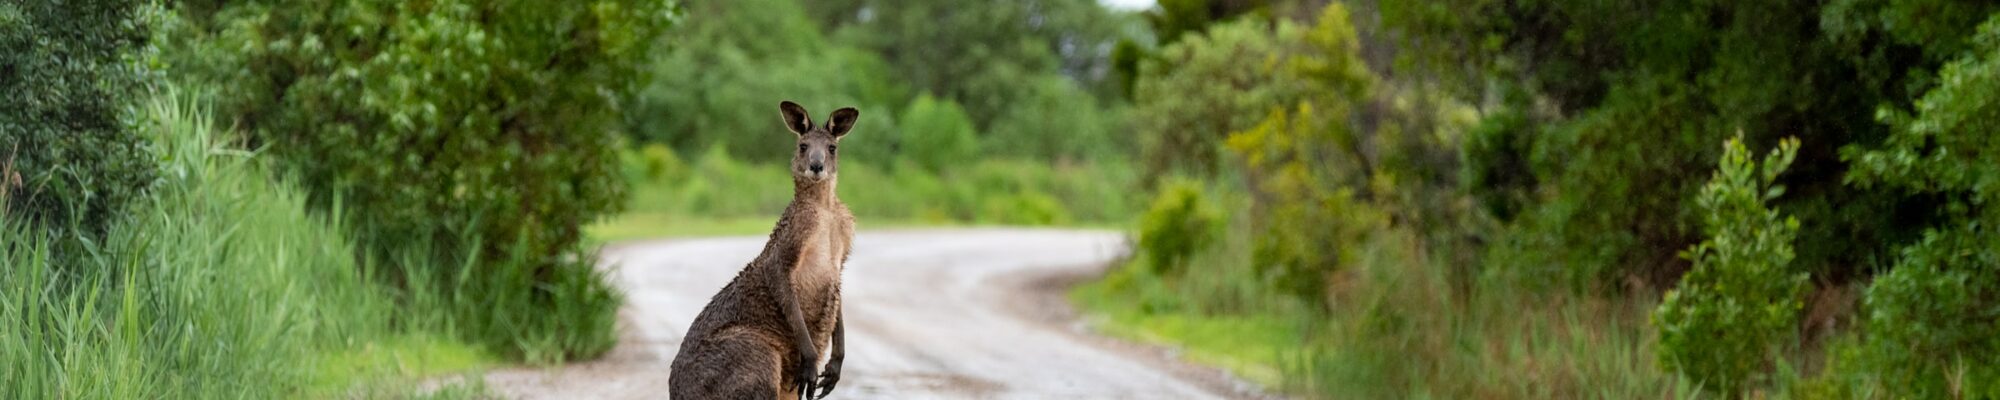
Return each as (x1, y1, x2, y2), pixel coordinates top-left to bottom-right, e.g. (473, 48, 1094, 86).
(670, 101, 858, 400)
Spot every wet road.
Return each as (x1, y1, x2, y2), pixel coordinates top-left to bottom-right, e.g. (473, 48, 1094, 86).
(485, 229, 1265, 399)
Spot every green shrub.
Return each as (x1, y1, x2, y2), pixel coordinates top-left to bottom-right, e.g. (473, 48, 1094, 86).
(1653, 136, 1807, 394)
(629, 0, 908, 163)
(1132, 17, 1294, 177)
(1227, 105, 1386, 308)
(898, 95, 981, 173)
(393, 231, 624, 364)
(979, 191, 1073, 226)
(635, 143, 687, 183)
(0, 0, 154, 232)
(1209, 5, 1392, 308)
(1845, 233, 2000, 397)
(1385, 0, 2000, 291)
(1459, 105, 1536, 221)
(983, 75, 1123, 162)
(804, 0, 1127, 121)
(1137, 180, 1222, 276)
(1837, 15, 2000, 396)
(170, 0, 676, 360)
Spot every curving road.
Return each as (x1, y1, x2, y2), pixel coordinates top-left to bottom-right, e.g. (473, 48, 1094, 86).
(485, 229, 1268, 399)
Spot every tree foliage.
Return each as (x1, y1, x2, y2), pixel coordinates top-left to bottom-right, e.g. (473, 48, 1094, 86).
(0, 0, 154, 232)
(1133, 18, 1296, 177)
(1837, 15, 2000, 394)
(1380, 0, 2000, 288)
(1216, 4, 1452, 308)
(1374, 0, 2000, 393)
(898, 95, 980, 173)
(629, 0, 907, 163)
(1112, 0, 1269, 96)
(634, 0, 1130, 167)
(168, 0, 676, 360)
(806, 0, 1129, 115)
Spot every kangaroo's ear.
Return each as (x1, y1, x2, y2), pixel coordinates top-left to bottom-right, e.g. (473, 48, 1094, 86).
(779, 101, 813, 136)
(825, 107, 860, 138)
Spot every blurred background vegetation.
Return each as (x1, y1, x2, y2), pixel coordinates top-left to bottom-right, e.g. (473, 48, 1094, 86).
(6, 0, 2000, 398)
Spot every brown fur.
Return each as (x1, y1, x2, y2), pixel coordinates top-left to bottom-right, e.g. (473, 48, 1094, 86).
(671, 102, 858, 399)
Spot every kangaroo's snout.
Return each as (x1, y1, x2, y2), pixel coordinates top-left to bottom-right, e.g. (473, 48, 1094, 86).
(777, 101, 859, 184)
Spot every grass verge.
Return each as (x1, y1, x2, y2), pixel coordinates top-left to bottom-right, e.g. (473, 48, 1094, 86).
(1071, 190, 1696, 399)
(0, 92, 491, 398)
(604, 143, 1139, 240)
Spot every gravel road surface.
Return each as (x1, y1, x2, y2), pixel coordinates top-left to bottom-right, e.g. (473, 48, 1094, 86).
(484, 228, 1269, 399)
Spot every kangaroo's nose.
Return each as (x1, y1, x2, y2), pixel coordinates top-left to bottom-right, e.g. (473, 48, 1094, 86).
(810, 164, 824, 173)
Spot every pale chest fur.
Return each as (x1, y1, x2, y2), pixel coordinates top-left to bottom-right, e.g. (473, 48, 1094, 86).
(791, 203, 852, 360)
(791, 205, 852, 302)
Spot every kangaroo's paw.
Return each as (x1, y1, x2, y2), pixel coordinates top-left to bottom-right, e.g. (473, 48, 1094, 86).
(795, 357, 819, 400)
(813, 359, 842, 399)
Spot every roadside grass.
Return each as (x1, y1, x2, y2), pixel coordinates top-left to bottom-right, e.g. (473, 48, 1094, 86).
(589, 213, 783, 241)
(1072, 263, 1296, 387)
(0, 93, 492, 398)
(599, 143, 1140, 241)
(308, 334, 492, 393)
(1072, 195, 1697, 399)
(587, 213, 976, 242)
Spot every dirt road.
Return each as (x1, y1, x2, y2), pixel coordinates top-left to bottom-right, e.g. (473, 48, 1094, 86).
(485, 228, 1268, 399)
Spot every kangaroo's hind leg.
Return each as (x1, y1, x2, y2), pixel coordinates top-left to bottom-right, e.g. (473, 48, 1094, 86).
(670, 329, 787, 400)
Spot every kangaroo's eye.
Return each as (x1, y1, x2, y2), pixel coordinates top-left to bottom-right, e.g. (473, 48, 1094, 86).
(828, 145, 837, 154)
(798, 144, 807, 153)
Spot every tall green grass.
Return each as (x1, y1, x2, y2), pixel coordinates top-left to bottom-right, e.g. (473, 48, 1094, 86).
(381, 228, 623, 364)
(0, 93, 484, 397)
(1072, 183, 1700, 399)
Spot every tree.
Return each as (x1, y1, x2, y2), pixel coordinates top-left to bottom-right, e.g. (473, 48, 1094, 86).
(1839, 16, 2000, 394)
(627, 0, 907, 163)
(1112, 0, 1270, 96)
(1384, 0, 2000, 288)
(808, 0, 1129, 122)
(0, 0, 154, 233)
(898, 95, 980, 173)
(171, 0, 677, 361)
(1132, 18, 1296, 177)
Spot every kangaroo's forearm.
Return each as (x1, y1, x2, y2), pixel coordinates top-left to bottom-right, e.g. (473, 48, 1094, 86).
(771, 263, 816, 360)
(831, 311, 845, 356)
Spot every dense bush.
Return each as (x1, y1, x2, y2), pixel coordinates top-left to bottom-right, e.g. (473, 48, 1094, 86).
(634, 0, 1130, 168)
(1136, 180, 1222, 276)
(1653, 137, 1807, 394)
(983, 75, 1124, 163)
(169, 0, 676, 360)
(1838, 16, 2000, 395)
(1382, 0, 2000, 290)
(1229, 105, 1384, 307)
(1459, 106, 1536, 221)
(897, 95, 981, 173)
(805, 0, 1128, 120)
(0, 0, 154, 232)
(1132, 17, 1295, 177)
(631, 0, 908, 163)
(1218, 4, 1427, 308)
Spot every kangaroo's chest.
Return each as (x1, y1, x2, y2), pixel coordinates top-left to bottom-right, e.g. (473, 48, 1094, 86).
(794, 211, 850, 291)
(792, 206, 851, 331)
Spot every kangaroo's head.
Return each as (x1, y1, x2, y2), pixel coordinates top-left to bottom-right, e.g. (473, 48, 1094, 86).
(779, 101, 859, 184)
